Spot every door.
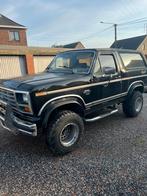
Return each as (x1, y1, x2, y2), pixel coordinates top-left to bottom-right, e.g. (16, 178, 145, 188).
(98, 52, 122, 101)
(0, 56, 26, 79)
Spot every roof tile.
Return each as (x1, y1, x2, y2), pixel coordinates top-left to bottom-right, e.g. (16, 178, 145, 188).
(111, 35, 146, 49)
(0, 14, 25, 28)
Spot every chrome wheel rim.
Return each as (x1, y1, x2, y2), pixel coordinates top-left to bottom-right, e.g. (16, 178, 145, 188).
(135, 97, 143, 112)
(60, 123, 79, 147)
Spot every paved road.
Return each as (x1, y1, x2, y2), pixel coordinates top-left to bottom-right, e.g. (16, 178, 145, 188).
(0, 96, 147, 196)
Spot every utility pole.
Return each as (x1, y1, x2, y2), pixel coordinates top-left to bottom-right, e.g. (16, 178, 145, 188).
(100, 21, 118, 47)
(114, 24, 117, 42)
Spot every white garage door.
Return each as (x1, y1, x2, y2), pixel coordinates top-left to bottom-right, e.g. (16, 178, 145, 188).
(0, 56, 26, 79)
(34, 56, 54, 73)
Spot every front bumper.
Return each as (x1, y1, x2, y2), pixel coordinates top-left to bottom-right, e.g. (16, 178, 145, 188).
(0, 102, 37, 136)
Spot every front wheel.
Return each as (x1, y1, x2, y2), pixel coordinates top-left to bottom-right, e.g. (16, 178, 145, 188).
(46, 110, 84, 155)
(122, 91, 143, 117)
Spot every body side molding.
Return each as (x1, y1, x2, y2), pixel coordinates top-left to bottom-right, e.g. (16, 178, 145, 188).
(38, 80, 145, 116)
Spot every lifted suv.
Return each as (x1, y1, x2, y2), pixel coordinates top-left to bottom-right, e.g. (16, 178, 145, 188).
(0, 49, 147, 155)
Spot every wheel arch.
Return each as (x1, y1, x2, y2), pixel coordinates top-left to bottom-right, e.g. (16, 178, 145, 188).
(127, 81, 144, 97)
(39, 95, 86, 129)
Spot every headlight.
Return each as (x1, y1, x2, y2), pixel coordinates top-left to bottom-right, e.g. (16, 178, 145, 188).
(22, 93, 29, 103)
(15, 92, 32, 114)
(16, 92, 29, 104)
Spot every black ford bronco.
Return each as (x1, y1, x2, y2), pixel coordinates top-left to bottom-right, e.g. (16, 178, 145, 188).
(0, 49, 147, 155)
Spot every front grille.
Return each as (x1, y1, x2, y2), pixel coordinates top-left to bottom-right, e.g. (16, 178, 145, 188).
(0, 87, 16, 109)
(0, 101, 6, 119)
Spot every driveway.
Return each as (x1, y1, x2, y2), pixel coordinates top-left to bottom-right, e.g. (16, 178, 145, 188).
(0, 95, 147, 195)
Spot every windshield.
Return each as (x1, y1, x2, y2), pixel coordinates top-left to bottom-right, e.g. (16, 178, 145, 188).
(46, 51, 95, 74)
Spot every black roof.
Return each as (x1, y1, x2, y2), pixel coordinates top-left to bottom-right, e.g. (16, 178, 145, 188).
(63, 42, 84, 48)
(0, 14, 26, 29)
(111, 35, 146, 49)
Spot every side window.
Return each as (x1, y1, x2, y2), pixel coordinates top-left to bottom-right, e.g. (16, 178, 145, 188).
(99, 54, 117, 74)
(120, 53, 145, 70)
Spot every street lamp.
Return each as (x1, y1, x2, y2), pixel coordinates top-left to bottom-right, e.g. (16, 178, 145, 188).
(100, 21, 118, 43)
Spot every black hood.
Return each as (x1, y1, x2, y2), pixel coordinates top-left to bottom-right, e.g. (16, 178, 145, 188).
(1, 71, 88, 92)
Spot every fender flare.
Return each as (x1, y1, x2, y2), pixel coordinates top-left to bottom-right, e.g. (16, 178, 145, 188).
(38, 95, 86, 128)
(127, 81, 144, 97)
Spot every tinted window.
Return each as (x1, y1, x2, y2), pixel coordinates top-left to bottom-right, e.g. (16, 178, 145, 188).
(120, 53, 145, 70)
(99, 54, 117, 73)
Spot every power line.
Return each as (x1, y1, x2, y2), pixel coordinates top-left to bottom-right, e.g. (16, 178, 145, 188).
(36, 17, 147, 43)
(119, 17, 147, 26)
(47, 17, 147, 46)
(80, 25, 113, 41)
(51, 26, 114, 44)
(120, 20, 147, 27)
(117, 21, 147, 36)
(99, 17, 147, 44)
(66, 17, 147, 43)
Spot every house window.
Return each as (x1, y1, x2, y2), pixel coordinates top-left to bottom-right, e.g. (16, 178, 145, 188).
(9, 31, 20, 41)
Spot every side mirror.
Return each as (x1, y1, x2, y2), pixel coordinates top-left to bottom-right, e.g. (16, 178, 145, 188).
(103, 66, 116, 75)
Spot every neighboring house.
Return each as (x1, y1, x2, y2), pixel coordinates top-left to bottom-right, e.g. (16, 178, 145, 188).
(110, 35, 147, 55)
(52, 41, 85, 49)
(63, 42, 85, 49)
(0, 14, 27, 46)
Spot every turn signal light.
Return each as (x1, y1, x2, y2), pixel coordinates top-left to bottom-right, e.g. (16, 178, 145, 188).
(24, 106, 31, 113)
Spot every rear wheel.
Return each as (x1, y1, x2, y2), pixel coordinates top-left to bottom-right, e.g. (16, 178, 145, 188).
(122, 91, 143, 117)
(46, 110, 84, 155)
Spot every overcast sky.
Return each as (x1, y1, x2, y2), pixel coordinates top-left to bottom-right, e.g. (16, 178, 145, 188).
(0, 0, 147, 48)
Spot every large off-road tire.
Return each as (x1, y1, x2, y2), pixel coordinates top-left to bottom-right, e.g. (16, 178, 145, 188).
(46, 110, 84, 155)
(122, 91, 143, 117)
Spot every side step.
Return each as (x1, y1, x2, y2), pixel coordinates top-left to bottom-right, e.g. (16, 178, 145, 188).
(85, 109, 118, 122)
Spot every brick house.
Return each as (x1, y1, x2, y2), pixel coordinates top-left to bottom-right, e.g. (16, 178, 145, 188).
(0, 14, 27, 46)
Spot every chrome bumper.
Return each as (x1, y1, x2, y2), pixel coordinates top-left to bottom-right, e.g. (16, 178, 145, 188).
(0, 114, 37, 136)
(0, 102, 37, 136)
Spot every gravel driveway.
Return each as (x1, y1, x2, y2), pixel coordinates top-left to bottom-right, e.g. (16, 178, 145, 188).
(0, 95, 147, 196)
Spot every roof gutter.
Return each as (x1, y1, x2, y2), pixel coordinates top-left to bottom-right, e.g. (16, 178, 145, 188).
(0, 25, 27, 29)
